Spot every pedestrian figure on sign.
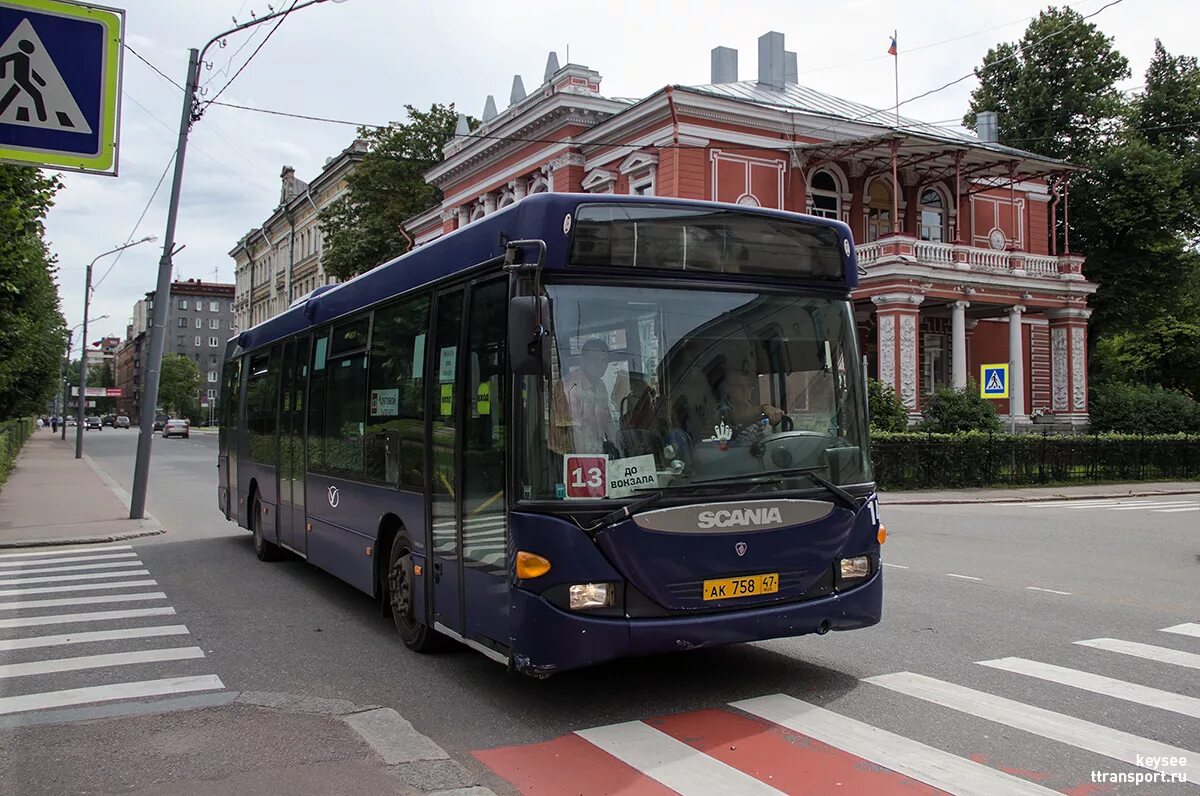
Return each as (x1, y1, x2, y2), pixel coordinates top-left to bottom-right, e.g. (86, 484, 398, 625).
(0, 39, 48, 123)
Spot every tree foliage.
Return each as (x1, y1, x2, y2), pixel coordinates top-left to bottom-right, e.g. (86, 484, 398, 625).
(867, 378, 909, 432)
(158, 354, 199, 416)
(320, 104, 466, 281)
(0, 165, 66, 420)
(918, 384, 1001, 434)
(1088, 382, 1200, 434)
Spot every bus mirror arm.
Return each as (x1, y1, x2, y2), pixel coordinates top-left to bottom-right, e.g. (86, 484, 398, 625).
(509, 296, 552, 375)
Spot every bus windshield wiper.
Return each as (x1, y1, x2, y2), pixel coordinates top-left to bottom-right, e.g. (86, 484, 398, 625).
(676, 467, 861, 512)
(582, 490, 665, 533)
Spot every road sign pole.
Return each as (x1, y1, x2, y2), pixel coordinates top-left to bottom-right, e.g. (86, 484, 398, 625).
(129, 48, 200, 520)
(74, 262, 92, 459)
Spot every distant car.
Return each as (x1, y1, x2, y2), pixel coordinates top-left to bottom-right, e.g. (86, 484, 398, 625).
(84, 416, 102, 430)
(102, 414, 116, 427)
(66, 417, 78, 426)
(153, 414, 168, 431)
(161, 418, 189, 439)
(114, 415, 130, 429)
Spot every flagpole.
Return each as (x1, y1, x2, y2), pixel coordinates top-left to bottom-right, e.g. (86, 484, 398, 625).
(890, 29, 900, 234)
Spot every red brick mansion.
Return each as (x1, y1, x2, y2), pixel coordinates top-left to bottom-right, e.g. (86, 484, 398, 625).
(406, 32, 1096, 425)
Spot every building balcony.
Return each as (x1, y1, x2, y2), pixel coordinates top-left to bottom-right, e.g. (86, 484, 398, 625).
(855, 235, 1086, 282)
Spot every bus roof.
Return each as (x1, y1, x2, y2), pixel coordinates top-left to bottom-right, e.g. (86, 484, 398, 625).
(234, 193, 856, 355)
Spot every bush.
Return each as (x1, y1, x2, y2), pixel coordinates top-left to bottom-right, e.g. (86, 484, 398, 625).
(918, 383, 1001, 433)
(867, 378, 908, 432)
(0, 417, 34, 491)
(1089, 381, 1200, 434)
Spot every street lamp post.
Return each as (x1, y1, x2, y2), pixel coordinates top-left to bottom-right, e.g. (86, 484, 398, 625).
(75, 240, 154, 459)
(60, 316, 108, 440)
(129, 0, 340, 520)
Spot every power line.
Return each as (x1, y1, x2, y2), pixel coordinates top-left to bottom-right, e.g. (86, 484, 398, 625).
(202, 0, 299, 111)
(209, 98, 383, 128)
(124, 43, 185, 91)
(93, 151, 175, 292)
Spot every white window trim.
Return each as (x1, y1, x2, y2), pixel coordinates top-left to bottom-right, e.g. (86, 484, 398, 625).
(628, 172, 655, 196)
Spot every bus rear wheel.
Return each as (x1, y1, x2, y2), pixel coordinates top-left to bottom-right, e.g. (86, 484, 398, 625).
(251, 493, 281, 562)
(387, 535, 442, 653)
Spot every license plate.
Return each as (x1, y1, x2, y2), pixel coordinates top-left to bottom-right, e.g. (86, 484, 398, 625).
(702, 573, 779, 601)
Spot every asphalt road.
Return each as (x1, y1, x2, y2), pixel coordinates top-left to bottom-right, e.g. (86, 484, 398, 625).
(11, 430, 1200, 794)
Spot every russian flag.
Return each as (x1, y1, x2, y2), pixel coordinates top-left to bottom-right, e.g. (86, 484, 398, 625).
(888, 35, 897, 56)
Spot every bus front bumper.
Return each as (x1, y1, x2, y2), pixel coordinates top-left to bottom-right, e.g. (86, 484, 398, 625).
(509, 569, 882, 677)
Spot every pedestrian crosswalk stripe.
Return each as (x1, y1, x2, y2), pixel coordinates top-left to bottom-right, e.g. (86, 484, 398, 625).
(1075, 638, 1200, 670)
(864, 671, 1199, 782)
(731, 693, 1057, 795)
(0, 592, 167, 612)
(0, 606, 175, 630)
(1161, 622, 1200, 639)
(0, 568, 149, 586)
(1111, 501, 1195, 510)
(1156, 506, 1199, 512)
(0, 560, 144, 576)
(0, 625, 190, 652)
(0, 646, 205, 680)
(978, 657, 1200, 719)
(0, 545, 134, 560)
(0, 578, 157, 598)
(0, 674, 225, 716)
(575, 720, 786, 795)
(0, 552, 138, 568)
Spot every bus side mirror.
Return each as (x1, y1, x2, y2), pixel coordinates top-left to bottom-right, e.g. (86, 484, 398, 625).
(509, 296, 552, 375)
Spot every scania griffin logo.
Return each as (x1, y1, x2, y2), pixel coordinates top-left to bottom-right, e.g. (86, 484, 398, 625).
(734, 541, 748, 556)
(696, 507, 783, 529)
(327, 485, 340, 508)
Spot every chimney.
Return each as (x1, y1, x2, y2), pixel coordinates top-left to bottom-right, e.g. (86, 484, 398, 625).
(482, 95, 498, 122)
(757, 31, 786, 89)
(510, 74, 526, 105)
(785, 51, 798, 84)
(543, 51, 560, 82)
(976, 111, 998, 143)
(711, 46, 738, 83)
(279, 165, 296, 204)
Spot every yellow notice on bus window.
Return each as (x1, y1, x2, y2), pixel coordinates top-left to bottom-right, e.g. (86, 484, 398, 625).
(439, 383, 453, 416)
(477, 382, 491, 415)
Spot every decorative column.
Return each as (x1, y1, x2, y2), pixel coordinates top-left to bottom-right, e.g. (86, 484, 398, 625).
(1046, 307, 1091, 425)
(951, 300, 969, 389)
(872, 293, 925, 414)
(1008, 305, 1027, 422)
(456, 207, 470, 228)
(482, 193, 498, 215)
(511, 179, 527, 201)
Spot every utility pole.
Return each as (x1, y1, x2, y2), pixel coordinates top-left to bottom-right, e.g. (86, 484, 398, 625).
(128, 0, 341, 520)
(60, 329, 72, 440)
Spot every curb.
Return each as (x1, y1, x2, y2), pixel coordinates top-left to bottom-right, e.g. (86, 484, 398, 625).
(881, 488, 1200, 506)
(0, 524, 165, 549)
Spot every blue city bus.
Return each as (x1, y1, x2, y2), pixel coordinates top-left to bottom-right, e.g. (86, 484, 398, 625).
(218, 193, 883, 676)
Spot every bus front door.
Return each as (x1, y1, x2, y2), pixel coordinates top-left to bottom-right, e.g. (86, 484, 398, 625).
(429, 289, 464, 636)
(278, 336, 310, 554)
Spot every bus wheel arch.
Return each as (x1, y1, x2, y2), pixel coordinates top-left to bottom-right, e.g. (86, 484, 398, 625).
(382, 520, 444, 653)
(249, 480, 280, 562)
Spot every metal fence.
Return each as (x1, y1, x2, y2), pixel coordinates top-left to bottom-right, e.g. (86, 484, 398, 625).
(871, 432, 1200, 490)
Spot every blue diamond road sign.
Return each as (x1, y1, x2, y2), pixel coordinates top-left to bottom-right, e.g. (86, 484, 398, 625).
(0, 0, 123, 175)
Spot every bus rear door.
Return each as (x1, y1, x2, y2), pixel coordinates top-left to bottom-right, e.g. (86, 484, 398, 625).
(277, 336, 310, 554)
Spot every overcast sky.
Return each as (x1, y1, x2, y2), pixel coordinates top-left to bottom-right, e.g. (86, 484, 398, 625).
(45, 0, 1190, 350)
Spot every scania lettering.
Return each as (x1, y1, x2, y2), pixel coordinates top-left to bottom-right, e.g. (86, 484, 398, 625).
(218, 194, 883, 677)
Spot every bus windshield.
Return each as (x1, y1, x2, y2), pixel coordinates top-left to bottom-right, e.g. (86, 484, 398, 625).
(518, 283, 872, 502)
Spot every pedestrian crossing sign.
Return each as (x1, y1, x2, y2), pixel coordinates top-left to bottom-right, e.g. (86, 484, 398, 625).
(980, 364, 1009, 399)
(0, 0, 123, 175)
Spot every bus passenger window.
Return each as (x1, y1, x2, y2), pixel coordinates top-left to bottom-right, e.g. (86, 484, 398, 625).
(365, 294, 429, 488)
(323, 317, 369, 479)
(307, 335, 328, 472)
(245, 349, 279, 465)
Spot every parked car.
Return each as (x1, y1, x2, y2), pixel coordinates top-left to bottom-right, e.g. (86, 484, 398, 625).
(153, 413, 168, 431)
(114, 415, 130, 429)
(161, 418, 189, 439)
(84, 416, 102, 430)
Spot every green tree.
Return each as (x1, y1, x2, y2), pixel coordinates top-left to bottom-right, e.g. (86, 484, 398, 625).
(0, 165, 66, 420)
(963, 6, 1129, 162)
(919, 384, 1001, 434)
(158, 354, 200, 416)
(867, 378, 909, 432)
(320, 104, 467, 281)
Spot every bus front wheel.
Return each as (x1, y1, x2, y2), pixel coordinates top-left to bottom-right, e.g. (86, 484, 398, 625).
(251, 493, 281, 562)
(387, 536, 442, 653)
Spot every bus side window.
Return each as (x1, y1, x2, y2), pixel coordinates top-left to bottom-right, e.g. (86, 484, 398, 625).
(365, 294, 429, 488)
(307, 335, 328, 472)
(245, 350, 278, 465)
(323, 317, 369, 479)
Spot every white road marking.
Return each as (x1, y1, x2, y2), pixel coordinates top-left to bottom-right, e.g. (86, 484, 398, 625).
(732, 693, 1057, 796)
(1025, 586, 1071, 595)
(0, 592, 167, 612)
(865, 672, 1199, 782)
(0, 579, 157, 598)
(1161, 623, 1200, 639)
(576, 720, 785, 796)
(1111, 502, 1195, 510)
(0, 646, 205, 680)
(0, 674, 225, 716)
(979, 657, 1200, 719)
(0, 560, 143, 576)
(0, 552, 138, 568)
(1155, 506, 1200, 513)
(882, 563, 909, 569)
(0, 625, 189, 652)
(0, 545, 133, 560)
(945, 574, 982, 581)
(1064, 502, 1156, 509)
(0, 607, 175, 630)
(0, 569, 149, 586)
(1075, 638, 1200, 670)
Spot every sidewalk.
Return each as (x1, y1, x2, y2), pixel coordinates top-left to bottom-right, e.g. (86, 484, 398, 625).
(0, 430, 162, 548)
(880, 480, 1200, 505)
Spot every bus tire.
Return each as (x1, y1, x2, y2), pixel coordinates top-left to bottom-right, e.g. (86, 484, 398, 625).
(251, 492, 281, 562)
(387, 535, 442, 653)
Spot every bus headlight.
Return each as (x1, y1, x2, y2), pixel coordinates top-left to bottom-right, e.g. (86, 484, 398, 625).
(569, 582, 615, 610)
(839, 556, 871, 581)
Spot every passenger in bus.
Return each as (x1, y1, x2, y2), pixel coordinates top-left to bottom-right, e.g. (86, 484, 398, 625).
(551, 337, 618, 456)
